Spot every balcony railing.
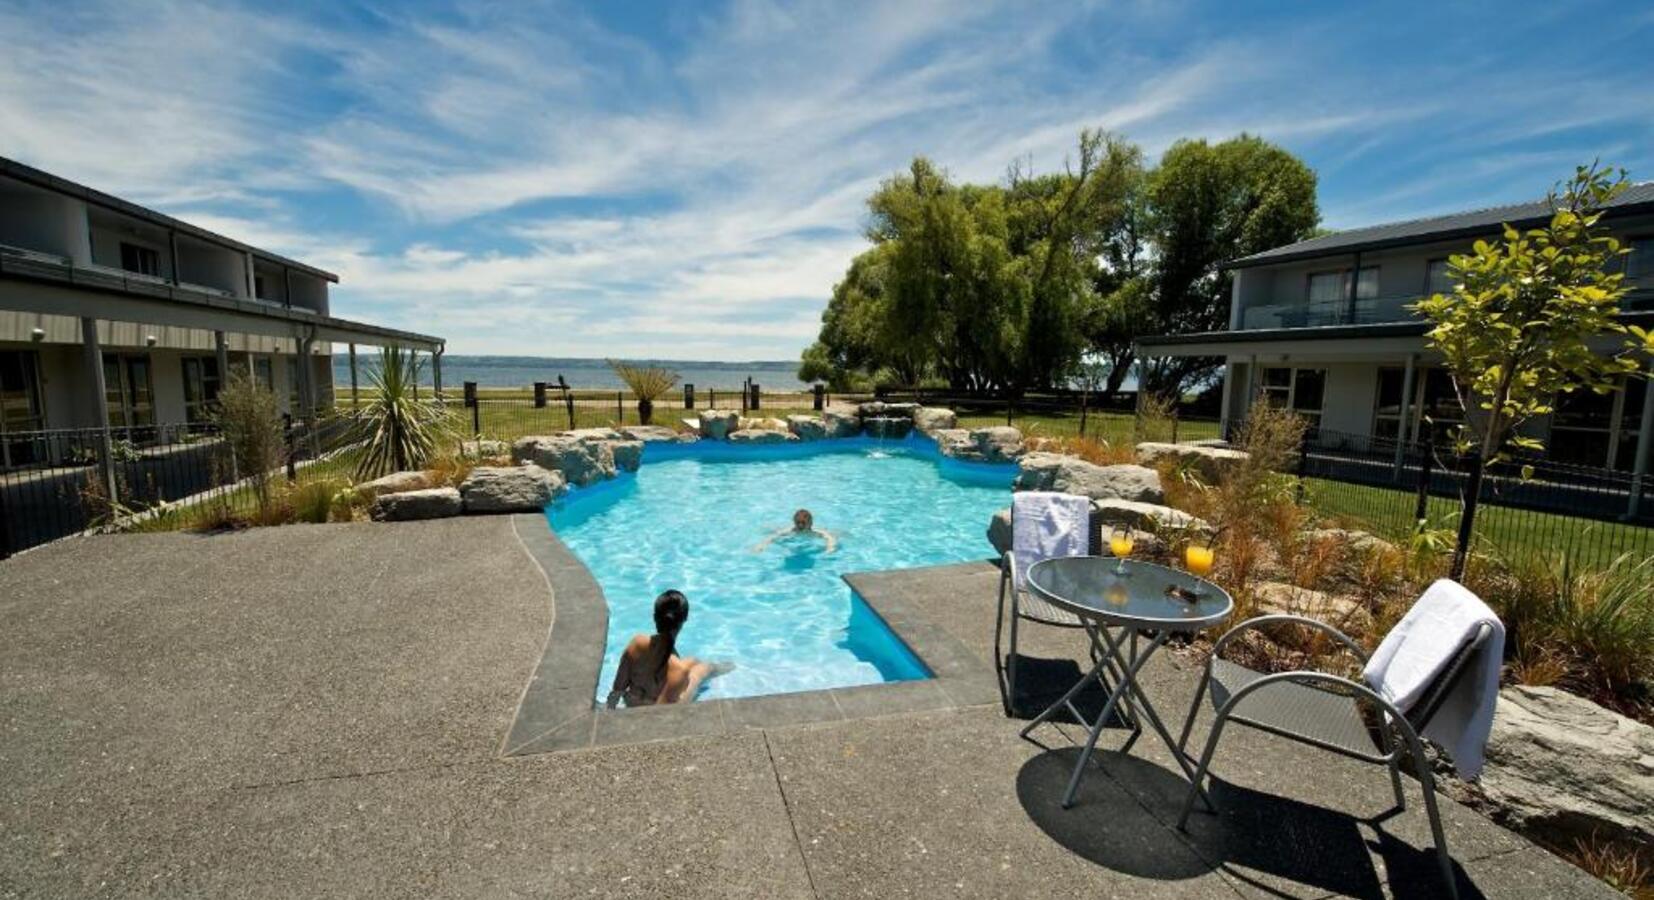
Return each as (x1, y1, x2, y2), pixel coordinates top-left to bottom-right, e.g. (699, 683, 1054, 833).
(1240, 277, 1654, 332)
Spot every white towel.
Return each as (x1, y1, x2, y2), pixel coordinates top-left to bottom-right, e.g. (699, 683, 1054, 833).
(1010, 491, 1091, 592)
(1362, 579, 1505, 780)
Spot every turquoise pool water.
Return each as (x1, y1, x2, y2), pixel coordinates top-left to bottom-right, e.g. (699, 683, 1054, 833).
(545, 435, 1014, 702)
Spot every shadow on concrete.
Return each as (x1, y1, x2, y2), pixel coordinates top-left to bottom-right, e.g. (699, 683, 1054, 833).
(1019, 748, 1482, 899)
(999, 653, 1121, 723)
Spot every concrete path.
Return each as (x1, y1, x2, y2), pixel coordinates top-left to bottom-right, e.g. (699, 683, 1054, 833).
(0, 520, 1613, 898)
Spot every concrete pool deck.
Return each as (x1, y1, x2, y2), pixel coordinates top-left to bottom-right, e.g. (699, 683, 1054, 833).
(0, 518, 1615, 898)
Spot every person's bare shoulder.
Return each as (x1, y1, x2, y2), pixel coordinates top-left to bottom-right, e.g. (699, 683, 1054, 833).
(625, 634, 652, 657)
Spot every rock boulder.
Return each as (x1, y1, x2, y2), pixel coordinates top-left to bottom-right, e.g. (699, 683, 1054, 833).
(1306, 527, 1399, 558)
(1135, 441, 1249, 484)
(941, 426, 1025, 463)
(1472, 685, 1654, 852)
(822, 407, 861, 438)
(698, 409, 741, 440)
(787, 415, 827, 441)
(356, 470, 433, 498)
(988, 507, 1013, 556)
(460, 465, 565, 513)
(370, 486, 463, 521)
(1014, 454, 1163, 503)
(609, 440, 644, 472)
(728, 428, 798, 444)
(512, 435, 616, 487)
(912, 406, 958, 435)
(458, 439, 508, 459)
(617, 425, 680, 442)
(1090, 498, 1208, 534)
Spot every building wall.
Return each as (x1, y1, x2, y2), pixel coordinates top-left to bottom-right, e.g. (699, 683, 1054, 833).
(174, 239, 249, 297)
(89, 221, 175, 281)
(0, 188, 91, 263)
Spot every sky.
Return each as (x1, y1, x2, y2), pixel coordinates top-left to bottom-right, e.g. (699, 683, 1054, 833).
(2, 1, 1651, 360)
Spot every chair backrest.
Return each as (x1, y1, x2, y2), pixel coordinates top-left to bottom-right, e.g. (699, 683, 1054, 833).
(1403, 622, 1494, 732)
(1009, 491, 1090, 592)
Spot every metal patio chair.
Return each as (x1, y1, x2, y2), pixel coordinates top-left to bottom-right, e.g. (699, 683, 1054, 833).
(992, 501, 1117, 718)
(1174, 613, 1496, 900)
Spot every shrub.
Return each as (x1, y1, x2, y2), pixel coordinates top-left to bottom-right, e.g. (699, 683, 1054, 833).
(215, 372, 285, 516)
(351, 346, 452, 480)
(608, 360, 680, 426)
(290, 479, 344, 524)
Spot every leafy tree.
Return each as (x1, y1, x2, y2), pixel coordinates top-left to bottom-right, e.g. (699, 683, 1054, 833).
(1135, 135, 1319, 396)
(351, 346, 452, 480)
(1415, 163, 1653, 573)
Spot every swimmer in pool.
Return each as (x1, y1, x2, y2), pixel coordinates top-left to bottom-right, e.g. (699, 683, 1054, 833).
(605, 590, 730, 707)
(754, 508, 838, 554)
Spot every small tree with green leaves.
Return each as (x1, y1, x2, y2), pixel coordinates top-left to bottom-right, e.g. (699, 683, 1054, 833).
(607, 360, 680, 425)
(1414, 163, 1654, 573)
(215, 371, 285, 515)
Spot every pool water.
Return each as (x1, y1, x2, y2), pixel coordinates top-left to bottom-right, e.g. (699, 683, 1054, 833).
(545, 435, 1014, 702)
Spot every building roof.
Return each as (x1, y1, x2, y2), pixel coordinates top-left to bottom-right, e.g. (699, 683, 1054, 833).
(0, 155, 340, 283)
(1228, 181, 1654, 270)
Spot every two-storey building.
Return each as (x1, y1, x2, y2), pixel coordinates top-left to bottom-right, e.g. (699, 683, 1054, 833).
(1137, 184, 1654, 478)
(0, 156, 445, 467)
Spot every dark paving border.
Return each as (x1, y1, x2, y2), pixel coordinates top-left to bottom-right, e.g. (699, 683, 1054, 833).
(503, 512, 1001, 755)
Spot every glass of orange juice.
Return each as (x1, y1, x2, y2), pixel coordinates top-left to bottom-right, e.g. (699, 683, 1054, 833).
(1185, 537, 1215, 579)
(1109, 526, 1134, 576)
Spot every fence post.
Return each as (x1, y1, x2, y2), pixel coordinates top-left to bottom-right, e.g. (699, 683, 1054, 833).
(464, 382, 480, 436)
(1078, 387, 1088, 438)
(1171, 415, 1180, 445)
(1414, 444, 1434, 522)
(750, 383, 761, 411)
(563, 389, 576, 430)
(1451, 454, 1484, 579)
(741, 379, 750, 414)
(684, 384, 695, 410)
(1006, 396, 1014, 428)
(710, 388, 716, 410)
(1294, 428, 1310, 505)
(283, 414, 297, 481)
(812, 384, 825, 411)
(533, 382, 547, 409)
(617, 391, 624, 425)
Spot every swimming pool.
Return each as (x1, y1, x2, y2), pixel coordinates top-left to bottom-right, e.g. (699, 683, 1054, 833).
(545, 435, 1014, 702)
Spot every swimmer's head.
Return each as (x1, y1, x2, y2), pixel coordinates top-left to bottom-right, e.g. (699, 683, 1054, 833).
(793, 509, 814, 531)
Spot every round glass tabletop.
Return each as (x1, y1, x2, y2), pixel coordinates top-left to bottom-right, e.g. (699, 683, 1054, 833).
(1025, 556, 1233, 631)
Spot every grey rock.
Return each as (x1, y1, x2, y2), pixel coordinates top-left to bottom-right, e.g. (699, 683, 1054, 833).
(740, 416, 790, 432)
(356, 470, 433, 498)
(856, 401, 889, 418)
(610, 440, 644, 472)
(912, 407, 958, 435)
(1135, 441, 1249, 484)
(942, 426, 1025, 463)
(1013, 454, 1163, 503)
(460, 465, 565, 514)
(822, 408, 861, 438)
(1254, 581, 1368, 630)
(863, 416, 913, 440)
(1474, 685, 1654, 852)
(786, 415, 827, 441)
(511, 435, 616, 487)
(1306, 527, 1399, 558)
(370, 487, 462, 521)
(728, 428, 798, 444)
(987, 507, 1012, 556)
(883, 402, 919, 418)
(565, 427, 623, 442)
(698, 409, 741, 440)
(458, 439, 508, 459)
(617, 425, 680, 442)
(1090, 498, 1208, 534)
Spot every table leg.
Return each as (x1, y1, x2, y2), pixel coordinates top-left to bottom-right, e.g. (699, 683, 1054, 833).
(1093, 626, 1215, 813)
(1059, 627, 1164, 809)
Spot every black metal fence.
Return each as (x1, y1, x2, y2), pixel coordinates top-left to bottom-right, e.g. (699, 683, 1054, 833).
(1284, 425, 1654, 573)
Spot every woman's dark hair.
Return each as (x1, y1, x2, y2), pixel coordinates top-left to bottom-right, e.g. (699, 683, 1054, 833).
(652, 590, 689, 679)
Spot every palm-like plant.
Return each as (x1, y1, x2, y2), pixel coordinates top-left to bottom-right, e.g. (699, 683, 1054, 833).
(607, 360, 680, 425)
(353, 346, 451, 480)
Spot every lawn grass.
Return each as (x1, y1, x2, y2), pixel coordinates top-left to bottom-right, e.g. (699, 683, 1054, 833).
(1301, 476, 1653, 574)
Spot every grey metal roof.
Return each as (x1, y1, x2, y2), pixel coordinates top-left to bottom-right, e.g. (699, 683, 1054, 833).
(1229, 181, 1654, 269)
(0, 156, 341, 283)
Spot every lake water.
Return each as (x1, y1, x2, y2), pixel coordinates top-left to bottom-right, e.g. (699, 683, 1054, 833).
(331, 355, 807, 390)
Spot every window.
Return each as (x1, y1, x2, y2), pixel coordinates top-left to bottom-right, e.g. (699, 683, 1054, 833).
(102, 353, 155, 431)
(1424, 258, 1454, 295)
(1616, 377, 1648, 470)
(254, 275, 267, 300)
(119, 242, 161, 277)
(1628, 237, 1654, 280)
(1550, 383, 1621, 468)
(0, 350, 46, 467)
(1257, 366, 1325, 431)
(286, 357, 300, 413)
(1307, 267, 1378, 303)
(1371, 366, 1463, 445)
(253, 356, 274, 391)
(182, 357, 221, 424)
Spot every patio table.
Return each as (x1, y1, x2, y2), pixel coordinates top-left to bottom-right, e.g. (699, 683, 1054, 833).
(1019, 555, 1233, 809)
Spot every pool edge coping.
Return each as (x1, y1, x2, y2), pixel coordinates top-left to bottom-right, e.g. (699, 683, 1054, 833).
(501, 514, 1001, 756)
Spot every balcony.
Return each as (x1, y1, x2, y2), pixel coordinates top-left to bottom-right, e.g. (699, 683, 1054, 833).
(1239, 294, 1424, 330)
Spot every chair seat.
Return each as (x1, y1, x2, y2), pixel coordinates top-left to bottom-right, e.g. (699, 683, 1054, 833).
(1209, 658, 1379, 758)
(1016, 589, 1085, 627)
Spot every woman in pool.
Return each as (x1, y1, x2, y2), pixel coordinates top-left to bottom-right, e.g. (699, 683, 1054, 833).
(605, 590, 727, 707)
(754, 508, 838, 554)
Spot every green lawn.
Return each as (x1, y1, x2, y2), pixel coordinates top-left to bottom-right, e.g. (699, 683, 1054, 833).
(1301, 476, 1653, 573)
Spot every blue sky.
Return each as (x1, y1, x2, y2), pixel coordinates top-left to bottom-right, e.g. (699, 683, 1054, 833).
(3, 0, 1650, 359)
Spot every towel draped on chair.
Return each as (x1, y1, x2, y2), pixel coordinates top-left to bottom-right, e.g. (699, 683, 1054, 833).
(1362, 578, 1505, 779)
(1010, 491, 1091, 592)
